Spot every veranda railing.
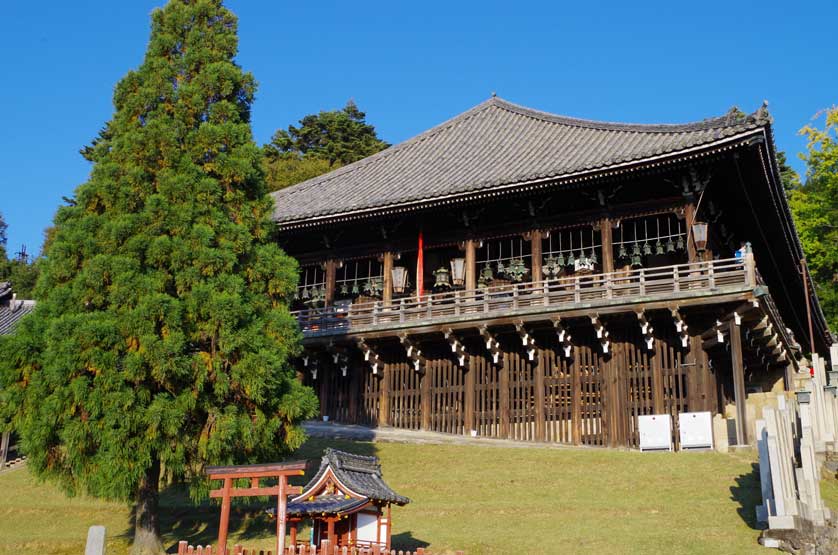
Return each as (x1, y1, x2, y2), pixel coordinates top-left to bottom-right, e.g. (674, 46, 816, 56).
(292, 256, 754, 336)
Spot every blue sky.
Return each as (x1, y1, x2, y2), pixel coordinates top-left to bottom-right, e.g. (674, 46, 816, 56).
(1, 0, 835, 255)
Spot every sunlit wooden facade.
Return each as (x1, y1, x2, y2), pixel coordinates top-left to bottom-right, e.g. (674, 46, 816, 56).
(272, 97, 833, 449)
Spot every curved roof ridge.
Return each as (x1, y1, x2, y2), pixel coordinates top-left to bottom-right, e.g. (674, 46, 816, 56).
(274, 99, 498, 196)
(488, 96, 767, 132)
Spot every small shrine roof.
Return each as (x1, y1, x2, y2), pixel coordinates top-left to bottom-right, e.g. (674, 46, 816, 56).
(294, 448, 410, 507)
(286, 494, 368, 517)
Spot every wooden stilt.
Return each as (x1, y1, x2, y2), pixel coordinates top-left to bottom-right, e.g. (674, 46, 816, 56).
(730, 319, 748, 445)
(217, 478, 232, 555)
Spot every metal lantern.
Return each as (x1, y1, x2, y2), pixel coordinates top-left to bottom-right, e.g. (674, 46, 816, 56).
(642, 242, 652, 256)
(590, 249, 598, 265)
(578, 250, 588, 266)
(433, 266, 451, 289)
(392, 266, 409, 294)
(507, 258, 528, 282)
(618, 244, 628, 259)
(666, 238, 675, 254)
(567, 251, 576, 267)
(301, 286, 310, 300)
(479, 263, 494, 286)
(692, 221, 709, 252)
(544, 255, 561, 278)
(632, 242, 641, 258)
(339, 281, 349, 295)
(557, 252, 566, 266)
(351, 280, 360, 295)
(450, 258, 466, 286)
(496, 259, 506, 276)
(676, 234, 685, 251)
(655, 240, 664, 255)
(631, 252, 643, 268)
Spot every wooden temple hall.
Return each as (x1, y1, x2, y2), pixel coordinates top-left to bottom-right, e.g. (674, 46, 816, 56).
(272, 97, 834, 450)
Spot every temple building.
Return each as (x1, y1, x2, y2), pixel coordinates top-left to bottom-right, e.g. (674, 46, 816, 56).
(272, 96, 834, 449)
(287, 449, 409, 549)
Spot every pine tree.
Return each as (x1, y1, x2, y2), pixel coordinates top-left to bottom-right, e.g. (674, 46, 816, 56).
(0, 2, 317, 553)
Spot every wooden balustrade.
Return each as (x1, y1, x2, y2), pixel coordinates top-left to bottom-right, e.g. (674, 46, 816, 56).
(292, 257, 753, 337)
(177, 541, 462, 555)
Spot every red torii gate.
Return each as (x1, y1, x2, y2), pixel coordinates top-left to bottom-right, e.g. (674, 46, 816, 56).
(206, 461, 307, 555)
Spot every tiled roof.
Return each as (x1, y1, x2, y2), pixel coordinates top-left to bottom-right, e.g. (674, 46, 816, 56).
(286, 495, 367, 517)
(0, 300, 35, 335)
(271, 97, 771, 227)
(295, 448, 409, 506)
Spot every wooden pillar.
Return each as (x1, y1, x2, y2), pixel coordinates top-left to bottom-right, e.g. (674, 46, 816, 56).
(326, 518, 336, 548)
(530, 231, 543, 282)
(465, 239, 477, 291)
(277, 475, 287, 555)
(729, 319, 748, 445)
(599, 218, 614, 274)
(421, 362, 431, 431)
(651, 343, 665, 414)
(464, 355, 476, 434)
(500, 353, 510, 438)
(571, 349, 581, 445)
(534, 349, 546, 441)
(319, 365, 330, 419)
(383, 252, 394, 306)
(348, 365, 359, 423)
(684, 203, 698, 263)
(217, 477, 232, 555)
(378, 364, 390, 426)
(385, 504, 392, 551)
(290, 521, 298, 547)
(325, 259, 337, 304)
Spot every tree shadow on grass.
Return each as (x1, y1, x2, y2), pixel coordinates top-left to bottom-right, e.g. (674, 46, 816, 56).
(392, 531, 430, 550)
(730, 462, 766, 530)
(119, 438, 381, 553)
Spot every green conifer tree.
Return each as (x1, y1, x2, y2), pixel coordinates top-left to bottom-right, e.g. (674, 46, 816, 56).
(0, 2, 317, 553)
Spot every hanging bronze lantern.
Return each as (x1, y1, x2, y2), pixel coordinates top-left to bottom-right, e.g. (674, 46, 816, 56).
(351, 281, 360, 295)
(391, 266, 409, 294)
(631, 251, 643, 268)
(339, 281, 349, 295)
(450, 258, 466, 286)
(567, 251, 576, 267)
(590, 249, 598, 265)
(666, 238, 675, 253)
(655, 240, 664, 255)
(433, 266, 451, 289)
(642, 242, 652, 256)
(618, 244, 628, 260)
(496, 259, 506, 276)
(479, 263, 494, 285)
(692, 222, 709, 252)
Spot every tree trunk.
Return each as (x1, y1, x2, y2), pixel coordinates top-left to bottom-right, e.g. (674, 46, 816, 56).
(131, 456, 164, 555)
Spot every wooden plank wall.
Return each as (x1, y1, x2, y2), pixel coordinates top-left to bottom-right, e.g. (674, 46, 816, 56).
(313, 318, 719, 449)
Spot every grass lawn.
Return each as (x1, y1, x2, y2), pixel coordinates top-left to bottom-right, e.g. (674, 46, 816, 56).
(0, 439, 785, 555)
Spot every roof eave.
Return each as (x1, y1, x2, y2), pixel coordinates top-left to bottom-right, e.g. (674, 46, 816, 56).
(275, 127, 766, 232)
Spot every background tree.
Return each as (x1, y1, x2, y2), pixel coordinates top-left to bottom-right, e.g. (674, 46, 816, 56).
(0, 2, 317, 553)
(0, 213, 39, 299)
(263, 100, 389, 191)
(789, 107, 838, 332)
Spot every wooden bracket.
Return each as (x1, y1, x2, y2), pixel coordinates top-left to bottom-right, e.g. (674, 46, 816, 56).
(670, 308, 689, 348)
(357, 338, 382, 375)
(636, 310, 655, 350)
(326, 343, 350, 377)
(302, 351, 320, 380)
(514, 321, 537, 361)
(552, 317, 573, 358)
(443, 328, 469, 367)
(479, 324, 502, 365)
(591, 315, 610, 354)
(399, 333, 426, 373)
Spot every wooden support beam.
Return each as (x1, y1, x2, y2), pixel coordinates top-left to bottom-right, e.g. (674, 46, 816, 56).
(465, 239, 478, 291)
(729, 319, 748, 445)
(500, 352, 510, 438)
(464, 353, 476, 433)
(443, 327, 468, 367)
(514, 320, 537, 361)
(600, 218, 614, 274)
(571, 348, 581, 445)
(399, 333, 426, 373)
(217, 477, 232, 555)
(479, 324, 502, 365)
(421, 360, 431, 431)
(530, 230, 543, 283)
(535, 348, 546, 442)
(383, 252, 394, 306)
(591, 315, 611, 354)
(379, 362, 390, 426)
(651, 342, 665, 414)
(209, 485, 302, 498)
(327, 343, 350, 377)
(636, 310, 655, 350)
(357, 338, 382, 375)
(671, 308, 690, 348)
(324, 259, 337, 305)
(553, 317, 573, 358)
(684, 202, 698, 263)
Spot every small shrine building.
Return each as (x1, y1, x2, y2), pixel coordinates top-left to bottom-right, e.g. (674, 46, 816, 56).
(287, 449, 410, 550)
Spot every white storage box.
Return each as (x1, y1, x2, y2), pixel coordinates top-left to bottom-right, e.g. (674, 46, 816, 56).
(678, 411, 713, 450)
(638, 414, 673, 451)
